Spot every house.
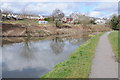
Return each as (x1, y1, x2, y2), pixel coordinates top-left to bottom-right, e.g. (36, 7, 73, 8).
(11, 14, 24, 20)
(2, 13, 13, 20)
(26, 15, 39, 20)
(2, 13, 24, 20)
(95, 18, 107, 24)
(38, 15, 48, 24)
(11, 14, 41, 20)
(38, 21, 48, 24)
(39, 15, 45, 21)
(62, 16, 73, 23)
(2, 12, 48, 24)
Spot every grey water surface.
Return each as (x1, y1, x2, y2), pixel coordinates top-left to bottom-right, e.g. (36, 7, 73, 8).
(1, 36, 89, 78)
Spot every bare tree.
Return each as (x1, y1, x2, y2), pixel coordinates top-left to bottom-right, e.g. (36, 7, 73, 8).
(21, 7, 34, 36)
(69, 12, 81, 24)
(70, 13, 90, 25)
(52, 8, 64, 20)
(21, 7, 29, 19)
(51, 8, 64, 28)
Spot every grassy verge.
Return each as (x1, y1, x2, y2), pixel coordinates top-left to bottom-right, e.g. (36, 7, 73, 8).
(108, 31, 119, 62)
(41, 33, 104, 78)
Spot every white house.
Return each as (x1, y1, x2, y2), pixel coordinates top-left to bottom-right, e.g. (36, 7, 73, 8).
(38, 15, 48, 24)
(95, 18, 107, 24)
(38, 21, 48, 24)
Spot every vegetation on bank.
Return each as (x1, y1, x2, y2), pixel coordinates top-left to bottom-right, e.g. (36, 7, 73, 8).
(2, 21, 111, 37)
(108, 31, 119, 62)
(109, 15, 120, 30)
(41, 33, 104, 78)
(2, 19, 55, 27)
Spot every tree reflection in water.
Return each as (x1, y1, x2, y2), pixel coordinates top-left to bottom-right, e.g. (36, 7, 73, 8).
(2, 36, 90, 78)
(20, 37, 36, 62)
(50, 37, 65, 55)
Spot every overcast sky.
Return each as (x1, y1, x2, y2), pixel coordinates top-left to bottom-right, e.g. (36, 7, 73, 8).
(0, 0, 119, 18)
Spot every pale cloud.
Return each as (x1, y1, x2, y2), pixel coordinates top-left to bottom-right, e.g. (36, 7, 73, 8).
(94, 2, 118, 12)
(92, 2, 118, 18)
(1, 0, 119, 2)
(0, 3, 20, 13)
(88, 11, 101, 17)
(0, 2, 118, 18)
(103, 12, 118, 18)
(22, 3, 77, 15)
(73, 0, 119, 2)
(118, 2, 120, 15)
(0, 3, 13, 10)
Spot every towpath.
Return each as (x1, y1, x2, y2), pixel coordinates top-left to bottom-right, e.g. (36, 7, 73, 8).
(89, 32, 118, 78)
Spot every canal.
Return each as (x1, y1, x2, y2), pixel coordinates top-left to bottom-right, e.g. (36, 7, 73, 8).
(1, 35, 89, 78)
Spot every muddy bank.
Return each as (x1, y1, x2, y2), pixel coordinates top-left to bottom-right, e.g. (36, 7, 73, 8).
(1, 23, 111, 37)
(2, 31, 91, 46)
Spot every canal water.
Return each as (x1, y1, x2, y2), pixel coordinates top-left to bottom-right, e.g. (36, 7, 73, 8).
(1, 36, 89, 78)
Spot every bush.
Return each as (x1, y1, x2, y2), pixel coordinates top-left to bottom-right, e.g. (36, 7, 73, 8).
(110, 15, 120, 30)
(55, 20, 62, 28)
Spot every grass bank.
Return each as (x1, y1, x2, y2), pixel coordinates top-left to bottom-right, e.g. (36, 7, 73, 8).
(108, 31, 119, 62)
(41, 33, 104, 78)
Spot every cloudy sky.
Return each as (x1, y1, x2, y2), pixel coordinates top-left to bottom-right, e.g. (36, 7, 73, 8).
(0, 0, 119, 18)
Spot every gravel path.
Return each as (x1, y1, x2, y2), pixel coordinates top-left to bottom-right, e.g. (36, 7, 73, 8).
(89, 32, 118, 78)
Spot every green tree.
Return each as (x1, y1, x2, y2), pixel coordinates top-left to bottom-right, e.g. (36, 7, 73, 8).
(44, 17, 53, 22)
(110, 15, 120, 30)
(90, 19, 96, 24)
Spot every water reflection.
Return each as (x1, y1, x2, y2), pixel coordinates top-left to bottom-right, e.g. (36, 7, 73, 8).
(20, 41, 36, 61)
(50, 37, 65, 55)
(2, 36, 89, 78)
